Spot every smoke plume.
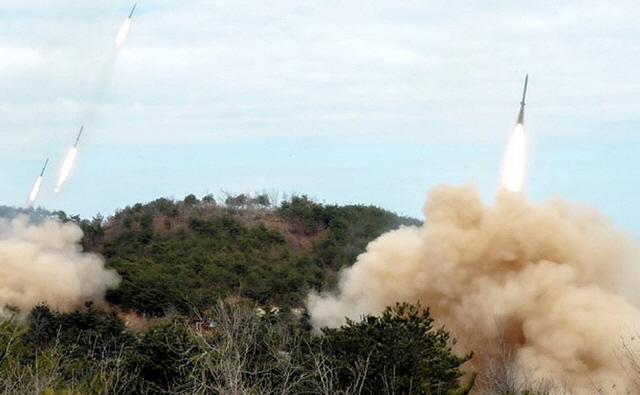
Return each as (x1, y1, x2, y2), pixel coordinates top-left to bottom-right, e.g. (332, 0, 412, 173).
(308, 184, 640, 394)
(0, 215, 120, 314)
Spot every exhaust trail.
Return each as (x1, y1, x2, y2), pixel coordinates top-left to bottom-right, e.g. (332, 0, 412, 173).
(54, 126, 83, 194)
(115, 3, 136, 48)
(500, 75, 528, 193)
(500, 123, 526, 192)
(27, 158, 49, 205)
(78, 3, 137, 141)
(54, 4, 137, 195)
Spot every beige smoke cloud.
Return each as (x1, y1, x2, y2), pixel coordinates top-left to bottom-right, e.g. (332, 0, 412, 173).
(308, 184, 640, 394)
(0, 215, 120, 313)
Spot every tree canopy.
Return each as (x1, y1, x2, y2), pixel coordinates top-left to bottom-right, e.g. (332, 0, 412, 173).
(320, 302, 474, 395)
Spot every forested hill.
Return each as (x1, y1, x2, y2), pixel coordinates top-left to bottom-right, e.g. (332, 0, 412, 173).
(73, 193, 422, 316)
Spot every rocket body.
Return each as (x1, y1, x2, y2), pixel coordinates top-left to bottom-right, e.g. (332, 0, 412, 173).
(39, 158, 49, 177)
(54, 126, 83, 193)
(74, 126, 84, 148)
(28, 158, 49, 204)
(516, 74, 528, 125)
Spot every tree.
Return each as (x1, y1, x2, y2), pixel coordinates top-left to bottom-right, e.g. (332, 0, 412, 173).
(320, 302, 474, 395)
(24, 304, 57, 350)
(183, 194, 199, 206)
(202, 194, 216, 204)
(225, 193, 248, 208)
(129, 316, 196, 393)
(251, 194, 271, 207)
(186, 300, 314, 395)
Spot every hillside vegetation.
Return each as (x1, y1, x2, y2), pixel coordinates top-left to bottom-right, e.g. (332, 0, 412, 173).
(0, 300, 476, 395)
(77, 193, 422, 316)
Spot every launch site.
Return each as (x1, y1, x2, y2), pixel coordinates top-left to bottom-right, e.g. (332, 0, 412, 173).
(2, 1, 640, 394)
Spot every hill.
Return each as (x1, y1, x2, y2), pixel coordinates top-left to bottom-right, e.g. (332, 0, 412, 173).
(75, 193, 422, 316)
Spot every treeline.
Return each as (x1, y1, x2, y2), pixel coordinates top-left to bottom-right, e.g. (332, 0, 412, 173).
(0, 301, 474, 395)
(0, 205, 66, 224)
(75, 193, 421, 317)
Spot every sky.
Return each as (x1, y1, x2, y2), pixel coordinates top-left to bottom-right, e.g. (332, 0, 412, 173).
(1, 1, 640, 235)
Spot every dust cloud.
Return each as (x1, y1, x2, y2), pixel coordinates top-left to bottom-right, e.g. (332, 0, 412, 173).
(0, 215, 120, 314)
(308, 184, 640, 394)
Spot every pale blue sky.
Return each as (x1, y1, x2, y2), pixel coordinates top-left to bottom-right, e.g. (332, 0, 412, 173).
(1, 1, 640, 234)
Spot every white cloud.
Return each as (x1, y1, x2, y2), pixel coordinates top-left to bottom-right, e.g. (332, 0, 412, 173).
(4, 0, 639, 144)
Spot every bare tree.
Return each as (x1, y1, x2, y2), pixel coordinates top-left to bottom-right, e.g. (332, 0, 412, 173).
(186, 300, 382, 395)
(187, 300, 263, 395)
(477, 322, 554, 395)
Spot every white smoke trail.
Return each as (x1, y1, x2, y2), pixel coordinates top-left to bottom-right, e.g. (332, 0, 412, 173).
(0, 215, 120, 313)
(115, 17, 131, 47)
(54, 147, 77, 193)
(28, 176, 43, 205)
(500, 123, 527, 192)
(307, 184, 640, 394)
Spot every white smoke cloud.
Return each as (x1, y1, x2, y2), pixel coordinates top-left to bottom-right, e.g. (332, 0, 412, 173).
(308, 184, 640, 394)
(0, 215, 120, 313)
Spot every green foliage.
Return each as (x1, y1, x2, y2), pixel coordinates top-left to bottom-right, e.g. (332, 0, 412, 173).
(129, 316, 196, 393)
(104, 213, 325, 315)
(278, 195, 328, 235)
(222, 192, 271, 208)
(202, 194, 215, 204)
(23, 304, 57, 350)
(87, 192, 420, 316)
(252, 193, 271, 207)
(0, 300, 482, 395)
(313, 204, 422, 269)
(278, 194, 421, 270)
(24, 302, 134, 360)
(77, 215, 105, 251)
(0, 305, 139, 395)
(320, 302, 472, 395)
(225, 193, 248, 208)
(0, 315, 26, 367)
(183, 194, 199, 207)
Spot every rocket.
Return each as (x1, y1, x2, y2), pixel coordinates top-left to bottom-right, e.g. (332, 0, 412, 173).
(500, 75, 529, 193)
(516, 74, 528, 125)
(115, 3, 136, 47)
(39, 158, 49, 177)
(74, 125, 84, 148)
(28, 157, 49, 204)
